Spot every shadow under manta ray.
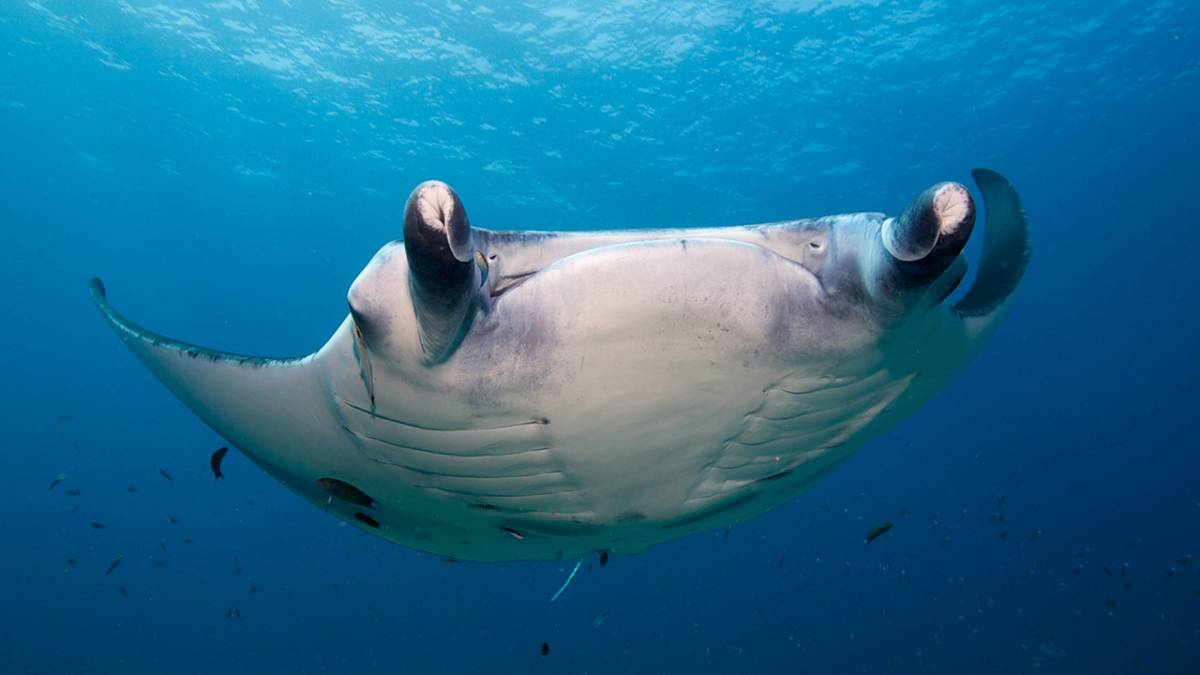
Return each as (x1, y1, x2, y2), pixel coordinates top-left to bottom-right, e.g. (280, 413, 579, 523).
(90, 168, 1029, 563)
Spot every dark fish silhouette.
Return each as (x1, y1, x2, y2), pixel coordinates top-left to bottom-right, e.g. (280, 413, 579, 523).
(126, 485, 138, 495)
(57, 415, 73, 421)
(600, 551, 609, 567)
(540, 642, 550, 656)
(168, 517, 179, 524)
(210, 446, 229, 479)
(66, 488, 82, 497)
(159, 469, 174, 486)
(66, 558, 76, 566)
(866, 521, 893, 544)
(118, 586, 128, 597)
(315, 477, 376, 508)
(89, 522, 106, 530)
(106, 556, 123, 575)
(48, 474, 66, 491)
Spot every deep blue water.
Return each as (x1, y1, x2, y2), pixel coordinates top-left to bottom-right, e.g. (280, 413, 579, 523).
(3, 1, 1199, 673)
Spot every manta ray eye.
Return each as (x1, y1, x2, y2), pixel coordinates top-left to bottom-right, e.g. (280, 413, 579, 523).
(808, 241, 824, 252)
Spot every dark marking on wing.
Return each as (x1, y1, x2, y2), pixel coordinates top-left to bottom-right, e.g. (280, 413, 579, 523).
(353, 512, 380, 528)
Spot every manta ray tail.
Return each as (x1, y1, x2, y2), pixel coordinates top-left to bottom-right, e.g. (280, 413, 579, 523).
(87, 278, 334, 479)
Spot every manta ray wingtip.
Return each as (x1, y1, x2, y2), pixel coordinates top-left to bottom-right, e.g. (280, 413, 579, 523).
(87, 277, 107, 302)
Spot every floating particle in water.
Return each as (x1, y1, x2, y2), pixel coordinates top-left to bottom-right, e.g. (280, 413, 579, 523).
(865, 521, 893, 544)
(210, 446, 229, 479)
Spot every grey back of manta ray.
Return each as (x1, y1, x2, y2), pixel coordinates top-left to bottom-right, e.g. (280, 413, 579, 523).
(89, 168, 1030, 562)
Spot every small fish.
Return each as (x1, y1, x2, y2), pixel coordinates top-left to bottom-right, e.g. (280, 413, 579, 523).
(865, 521, 893, 544)
(593, 612, 608, 628)
(48, 473, 66, 491)
(168, 517, 179, 524)
(182, 537, 193, 544)
(66, 488, 82, 497)
(235, 609, 242, 620)
(996, 495, 1005, 510)
(159, 469, 173, 486)
(1103, 564, 1114, 577)
(316, 477, 376, 508)
(159, 542, 168, 552)
(210, 446, 229, 479)
(540, 642, 550, 656)
(105, 556, 123, 575)
(1120, 562, 1129, 578)
(249, 585, 258, 594)
(154, 561, 165, 568)
(118, 585, 128, 597)
(57, 415, 73, 421)
(226, 608, 234, 619)
(599, 551, 609, 567)
(66, 558, 76, 566)
(898, 508, 911, 517)
(126, 485, 138, 495)
(89, 522, 106, 530)
(442, 557, 459, 564)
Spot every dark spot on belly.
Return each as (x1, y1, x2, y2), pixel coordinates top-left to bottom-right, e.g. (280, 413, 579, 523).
(353, 512, 380, 528)
(616, 510, 646, 523)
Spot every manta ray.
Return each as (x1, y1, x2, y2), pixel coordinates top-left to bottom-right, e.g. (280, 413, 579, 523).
(90, 168, 1029, 562)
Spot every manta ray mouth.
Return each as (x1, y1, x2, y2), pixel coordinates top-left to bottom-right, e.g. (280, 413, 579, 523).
(483, 237, 824, 303)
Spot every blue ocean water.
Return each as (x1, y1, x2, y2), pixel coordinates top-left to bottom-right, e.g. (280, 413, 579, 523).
(3, 1, 1198, 673)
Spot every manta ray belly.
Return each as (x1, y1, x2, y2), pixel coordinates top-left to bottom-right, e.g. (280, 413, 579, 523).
(325, 238, 911, 560)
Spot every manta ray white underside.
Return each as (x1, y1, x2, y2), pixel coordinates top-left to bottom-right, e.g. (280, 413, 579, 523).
(91, 169, 1029, 562)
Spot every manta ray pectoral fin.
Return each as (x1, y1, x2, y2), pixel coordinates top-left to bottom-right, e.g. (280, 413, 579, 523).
(952, 168, 1031, 320)
(402, 180, 481, 364)
(87, 278, 335, 481)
